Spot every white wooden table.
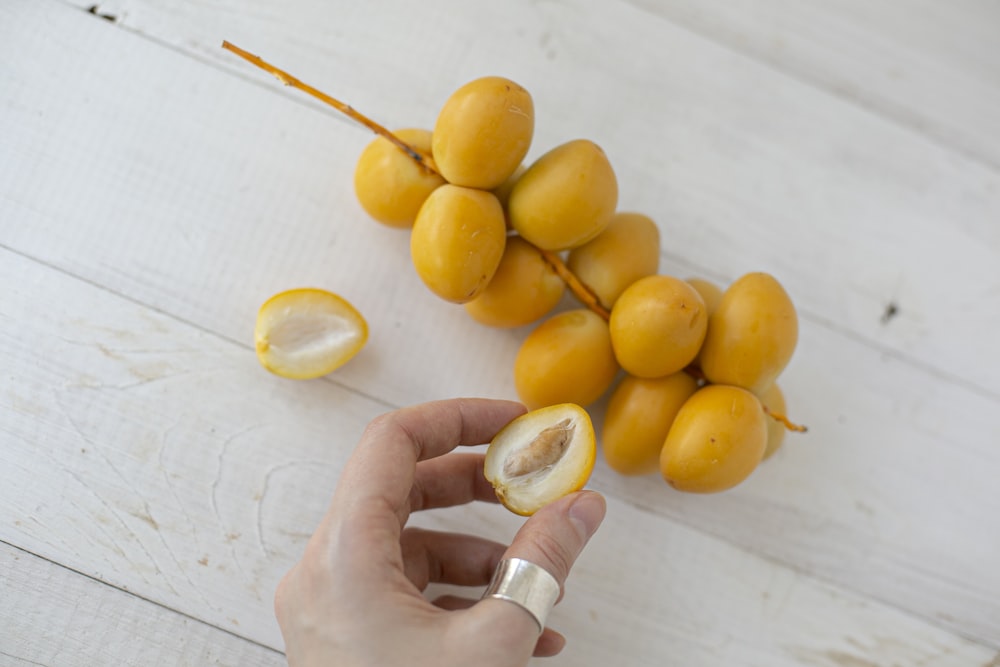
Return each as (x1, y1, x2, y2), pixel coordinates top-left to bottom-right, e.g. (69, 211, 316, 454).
(2, 1, 999, 664)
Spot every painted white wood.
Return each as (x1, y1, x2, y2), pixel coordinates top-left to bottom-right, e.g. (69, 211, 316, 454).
(1, 244, 996, 663)
(71, 0, 1000, 169)
(0, 542, 285, 666)
(414, 495, 1000, 667)
(587, 311, 1000, 644)
(1, 0, 1000, 663)
(624, 0, 1000, 170)
(0, 243, 388, 648)
(10, 0, 1000, 403)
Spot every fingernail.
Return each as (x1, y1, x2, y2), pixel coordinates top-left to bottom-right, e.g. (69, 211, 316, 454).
(568, 491, 606, 542)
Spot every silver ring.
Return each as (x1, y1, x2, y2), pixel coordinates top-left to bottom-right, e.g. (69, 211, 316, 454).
(481, 557, 560, 632)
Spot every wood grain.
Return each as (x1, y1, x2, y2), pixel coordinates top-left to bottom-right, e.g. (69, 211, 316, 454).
(2, 0, 999, 663)
(0, 542, 284, 666)
(625, 0, 1000, 169)
(16, 0, 1000, 402)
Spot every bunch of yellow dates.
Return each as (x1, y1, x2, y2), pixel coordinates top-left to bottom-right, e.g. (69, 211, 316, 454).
(353, 76, 800, 497)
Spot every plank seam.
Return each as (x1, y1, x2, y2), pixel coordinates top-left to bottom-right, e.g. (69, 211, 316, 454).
(657, 248, 1000, 403)
(605, 490, 1000, 653)
(0, 241, 397, 413)
(57, 0, 373, 134)
(0, 538, 286, 659)
(43, 0, 1000, 403)
(64, 0, 1000, 174)
(625, 1, 1000, 173)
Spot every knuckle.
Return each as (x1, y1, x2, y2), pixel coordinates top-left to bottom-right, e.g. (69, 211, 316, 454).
(361, 411, 395, 439)
(527, 531, 574, 584)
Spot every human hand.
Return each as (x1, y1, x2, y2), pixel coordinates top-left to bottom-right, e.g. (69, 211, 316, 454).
(274, 398, 607, 667)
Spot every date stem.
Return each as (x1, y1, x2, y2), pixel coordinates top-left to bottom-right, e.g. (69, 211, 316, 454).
(763, 406, 809, 433)
(224, 41, 615, 320)
(221, 41, 439, 175)
(538, 249, 611, 320)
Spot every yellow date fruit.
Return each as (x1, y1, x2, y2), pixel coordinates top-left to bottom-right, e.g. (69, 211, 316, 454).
(686, 278, 723, 316)
(353, 128, 446, 228)
(609, 275, 707, 378)
(602, 372, 698, 476)
(464, 236, 566, 328)
(492, 164, 525, 210)
(567, 212, 661, 309)
(508, 139, 618, 250)
(432, 76, 534, 190)
(514, 309, 619, 410)
(484, 403, 596, 516)
(699, 272, 798, 395)
(254, 288, 368, 380)
(410, 184, 506, 303)
(660, 384, 767, 493)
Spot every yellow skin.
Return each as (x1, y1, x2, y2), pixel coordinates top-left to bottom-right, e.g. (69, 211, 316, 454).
(567, 212, 661, 309)
(464, 236, 566, 328)
(491, 164, 526, 227)
(410, 185, 506, 303)
(602, 372, 698, 476)
(508, 139, 618, 251)
(354, 128, 446, 228)
(514, 309, 619, 410)
(609, 275, 707, 378)
(699, 272, 798, 396)
(686, 278, 723, 316)
(660, 385, 767, 493)
(433, 76, 534, 190)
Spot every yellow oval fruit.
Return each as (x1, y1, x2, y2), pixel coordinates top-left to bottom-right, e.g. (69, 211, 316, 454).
(492, 163, 525, 210)
(254, 288, 368, 380)
(353, 128, 446, 228)
(432, 76, 534, 189)
(660, 385, 767, 493)
(464, 235, 566, 328)
(759, 383, 787, 460)
(689, 277, 725, 371)
(410, 184, 506, 303)
(484, 403, 596, 516)
(508, 139, 618, 250)
(602, 372, 698, 476)
(686, 278, 723, 316)
(609, 275, 707, 378)
(514, 309, 619, 410)
(567, 212, 661, 309)
(699, 272, 798, 395)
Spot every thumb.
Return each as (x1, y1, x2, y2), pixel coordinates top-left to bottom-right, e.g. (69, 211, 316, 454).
(462, 491, 606, 659)
(503, 490, 606, 591)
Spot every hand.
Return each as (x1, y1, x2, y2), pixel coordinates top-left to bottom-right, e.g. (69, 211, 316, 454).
(274, 398, 606, 667)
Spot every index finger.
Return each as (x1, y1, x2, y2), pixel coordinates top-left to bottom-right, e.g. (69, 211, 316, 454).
(334, 398, 525, 517)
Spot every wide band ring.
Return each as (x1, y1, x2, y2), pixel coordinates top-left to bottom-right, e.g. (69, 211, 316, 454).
(481, 557, 560, 632)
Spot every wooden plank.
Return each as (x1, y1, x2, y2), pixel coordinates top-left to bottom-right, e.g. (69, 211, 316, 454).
(624, 0, 1000, 169)
(1, 0, 999, 660)
(8, 0, 1000, 402)
(1, 244, 996, 663)
(2, 223, 999, 658)
(588, 311, 1000, 645)
(415, 496, 1000, 667)
(0, 542, 284, 667)
(68, 0, 1000, 168)
(0, 244, 386, 649)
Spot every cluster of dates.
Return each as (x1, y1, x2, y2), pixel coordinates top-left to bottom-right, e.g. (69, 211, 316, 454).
(353, 75, 801, 495)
